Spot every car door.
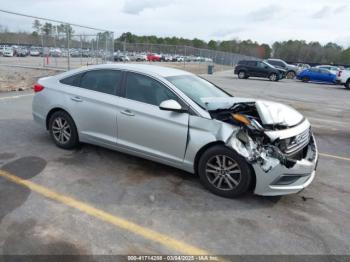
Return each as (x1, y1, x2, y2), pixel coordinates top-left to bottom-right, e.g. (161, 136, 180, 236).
(320, 69, 334, 82)
(117, 72, 189, 164)
(60, 69, 123, 145)
(247, 61, 258, 76)
(256, 61, 269, 77)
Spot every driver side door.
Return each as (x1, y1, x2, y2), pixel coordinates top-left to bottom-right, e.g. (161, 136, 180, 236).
(116, 72, 189, 164)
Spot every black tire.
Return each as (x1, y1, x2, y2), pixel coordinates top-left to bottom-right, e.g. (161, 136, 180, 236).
(269, 73, 278, 81)
(49, 111, 79, 149)
(302, 76, 310, 83)
(198, 145, 253, 198)
(345, 79, 350, 89)
(286, 71, 296, 79)
(238, 71, 246, 79)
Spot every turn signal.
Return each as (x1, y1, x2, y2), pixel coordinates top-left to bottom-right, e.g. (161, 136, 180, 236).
(232, 114, 251, 125)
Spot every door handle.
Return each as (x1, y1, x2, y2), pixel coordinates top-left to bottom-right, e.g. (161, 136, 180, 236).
(71, 96, 83, 102)
(121, 109, 135, 116)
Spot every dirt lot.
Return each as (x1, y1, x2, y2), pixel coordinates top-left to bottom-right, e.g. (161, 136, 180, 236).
(0, 69, 349, 258)
(0, 66, 59, 92)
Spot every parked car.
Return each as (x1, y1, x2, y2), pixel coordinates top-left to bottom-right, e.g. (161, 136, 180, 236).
(147, 53, 161, 62)
(113, 53, 130, 62)
(315, 65, 340, 75)
(235, 60, 286, 81)
(297, 68, 336, 84)
(16, 48, 29, 57)
(3, 48, 14, 57)
(129, 53, 147, 61)
(160, 54, 173, 62)
(266, 59, 298, 79)
(32, 64, 318, 198)
(30, 48, 41, 56)
(337, 70, 350, 89)
(315, 65, 341, 82)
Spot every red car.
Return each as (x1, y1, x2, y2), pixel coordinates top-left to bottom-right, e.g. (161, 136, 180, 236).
(147, 53, 161, 62)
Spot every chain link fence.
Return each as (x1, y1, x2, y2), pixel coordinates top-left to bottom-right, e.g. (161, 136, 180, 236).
(0, 9, 114, 71)
(114, 41, 259, 74)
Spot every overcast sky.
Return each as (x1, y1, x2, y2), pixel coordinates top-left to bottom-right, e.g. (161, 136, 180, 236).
(0, 0, 349, 47)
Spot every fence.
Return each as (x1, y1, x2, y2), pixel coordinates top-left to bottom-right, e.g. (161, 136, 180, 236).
(0, 9, 114, 71)
(114, 41, 259, 74)
(0, 9, 259, 74)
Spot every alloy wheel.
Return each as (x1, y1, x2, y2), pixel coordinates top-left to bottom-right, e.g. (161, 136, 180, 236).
(52, 117, 71, 144)
(205, 155, 242, 191)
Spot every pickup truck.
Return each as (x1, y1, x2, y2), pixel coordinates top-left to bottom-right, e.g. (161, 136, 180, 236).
(338, 70, 350, 89)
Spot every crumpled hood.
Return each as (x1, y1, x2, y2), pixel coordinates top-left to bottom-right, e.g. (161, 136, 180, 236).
(202, 97, 304, 127)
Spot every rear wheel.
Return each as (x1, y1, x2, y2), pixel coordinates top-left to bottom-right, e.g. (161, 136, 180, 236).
(238, 71, 246, 79)
(198, 145, 252, 198)
(269, 73, 278, 81)
(49, 111, 79, 149)
(286, 71, 296, 79)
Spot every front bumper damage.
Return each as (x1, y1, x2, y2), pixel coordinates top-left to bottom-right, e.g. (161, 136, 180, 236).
(226, 121, 318, 196)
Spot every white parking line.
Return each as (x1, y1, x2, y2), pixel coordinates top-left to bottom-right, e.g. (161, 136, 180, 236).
(0, 93, 34, 101)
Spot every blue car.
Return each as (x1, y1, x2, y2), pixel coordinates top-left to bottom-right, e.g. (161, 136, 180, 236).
(297, 68, 336, 84)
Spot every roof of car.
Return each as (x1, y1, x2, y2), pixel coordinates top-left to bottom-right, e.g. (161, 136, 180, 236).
(64, 63, 193, 78)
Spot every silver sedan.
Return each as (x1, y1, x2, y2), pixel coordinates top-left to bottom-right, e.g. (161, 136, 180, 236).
(32, 64, 318, 197)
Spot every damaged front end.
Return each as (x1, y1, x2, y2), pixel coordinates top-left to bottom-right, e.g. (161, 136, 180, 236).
(207, 98, 318, 196)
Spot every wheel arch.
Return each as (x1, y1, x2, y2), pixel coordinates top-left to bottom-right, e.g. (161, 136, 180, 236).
(46, 107, 74, 130)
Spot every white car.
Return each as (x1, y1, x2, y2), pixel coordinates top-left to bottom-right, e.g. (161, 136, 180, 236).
(30, 49, 41, 56)
(3, 48, 14, 57)
(337, 70, 350, 89)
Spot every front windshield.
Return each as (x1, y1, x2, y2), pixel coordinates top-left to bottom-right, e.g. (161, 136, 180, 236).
(166, 75, 231, 108)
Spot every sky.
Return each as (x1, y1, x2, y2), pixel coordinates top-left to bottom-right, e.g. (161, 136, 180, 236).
(0, 0, 349, 47)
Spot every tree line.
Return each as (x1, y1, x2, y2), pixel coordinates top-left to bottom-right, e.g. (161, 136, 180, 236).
(117, 32, 350, 65)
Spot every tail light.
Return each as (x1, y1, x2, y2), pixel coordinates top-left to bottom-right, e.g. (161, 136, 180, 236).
(34, 83, 44, 93)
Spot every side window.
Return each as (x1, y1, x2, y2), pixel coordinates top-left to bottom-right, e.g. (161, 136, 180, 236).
(80, 70, 122, 95)
(257, 62, 266, 68)
(248, 61, 257, 67)
(125, 72, 178, 106)
(60, 73, 83, 87)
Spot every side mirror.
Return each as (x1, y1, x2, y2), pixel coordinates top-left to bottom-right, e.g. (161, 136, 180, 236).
(159, 99, 186, 113)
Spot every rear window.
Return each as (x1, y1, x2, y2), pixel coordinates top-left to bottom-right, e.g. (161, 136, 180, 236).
(238, 60, 247, 65)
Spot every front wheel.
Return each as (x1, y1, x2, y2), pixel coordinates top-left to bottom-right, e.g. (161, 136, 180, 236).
(302, 76, 310, 83)
(198, 145, 253, 198)
(345, 79, 350, 89)
(49, 111, 79, 149)
(286, 71, 296, 79)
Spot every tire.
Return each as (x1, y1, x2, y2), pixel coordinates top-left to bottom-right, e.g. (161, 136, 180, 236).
(286, 71, 296, 79)
(302, 76, 310, 83)
(198, 145, 253, 198)
(345, 79, 350, 89)
(269, 73, 278, 81)
(238, 71, 246, 79)
(49, 111, 79, 149)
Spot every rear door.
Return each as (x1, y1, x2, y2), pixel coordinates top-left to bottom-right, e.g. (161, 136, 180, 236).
(117, 72, 189, 164)
(247, 61, 258, 76)
(60, 69, 123, 145)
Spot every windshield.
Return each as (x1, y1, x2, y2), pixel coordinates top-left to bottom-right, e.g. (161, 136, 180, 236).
(166, 75, 231, 108)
